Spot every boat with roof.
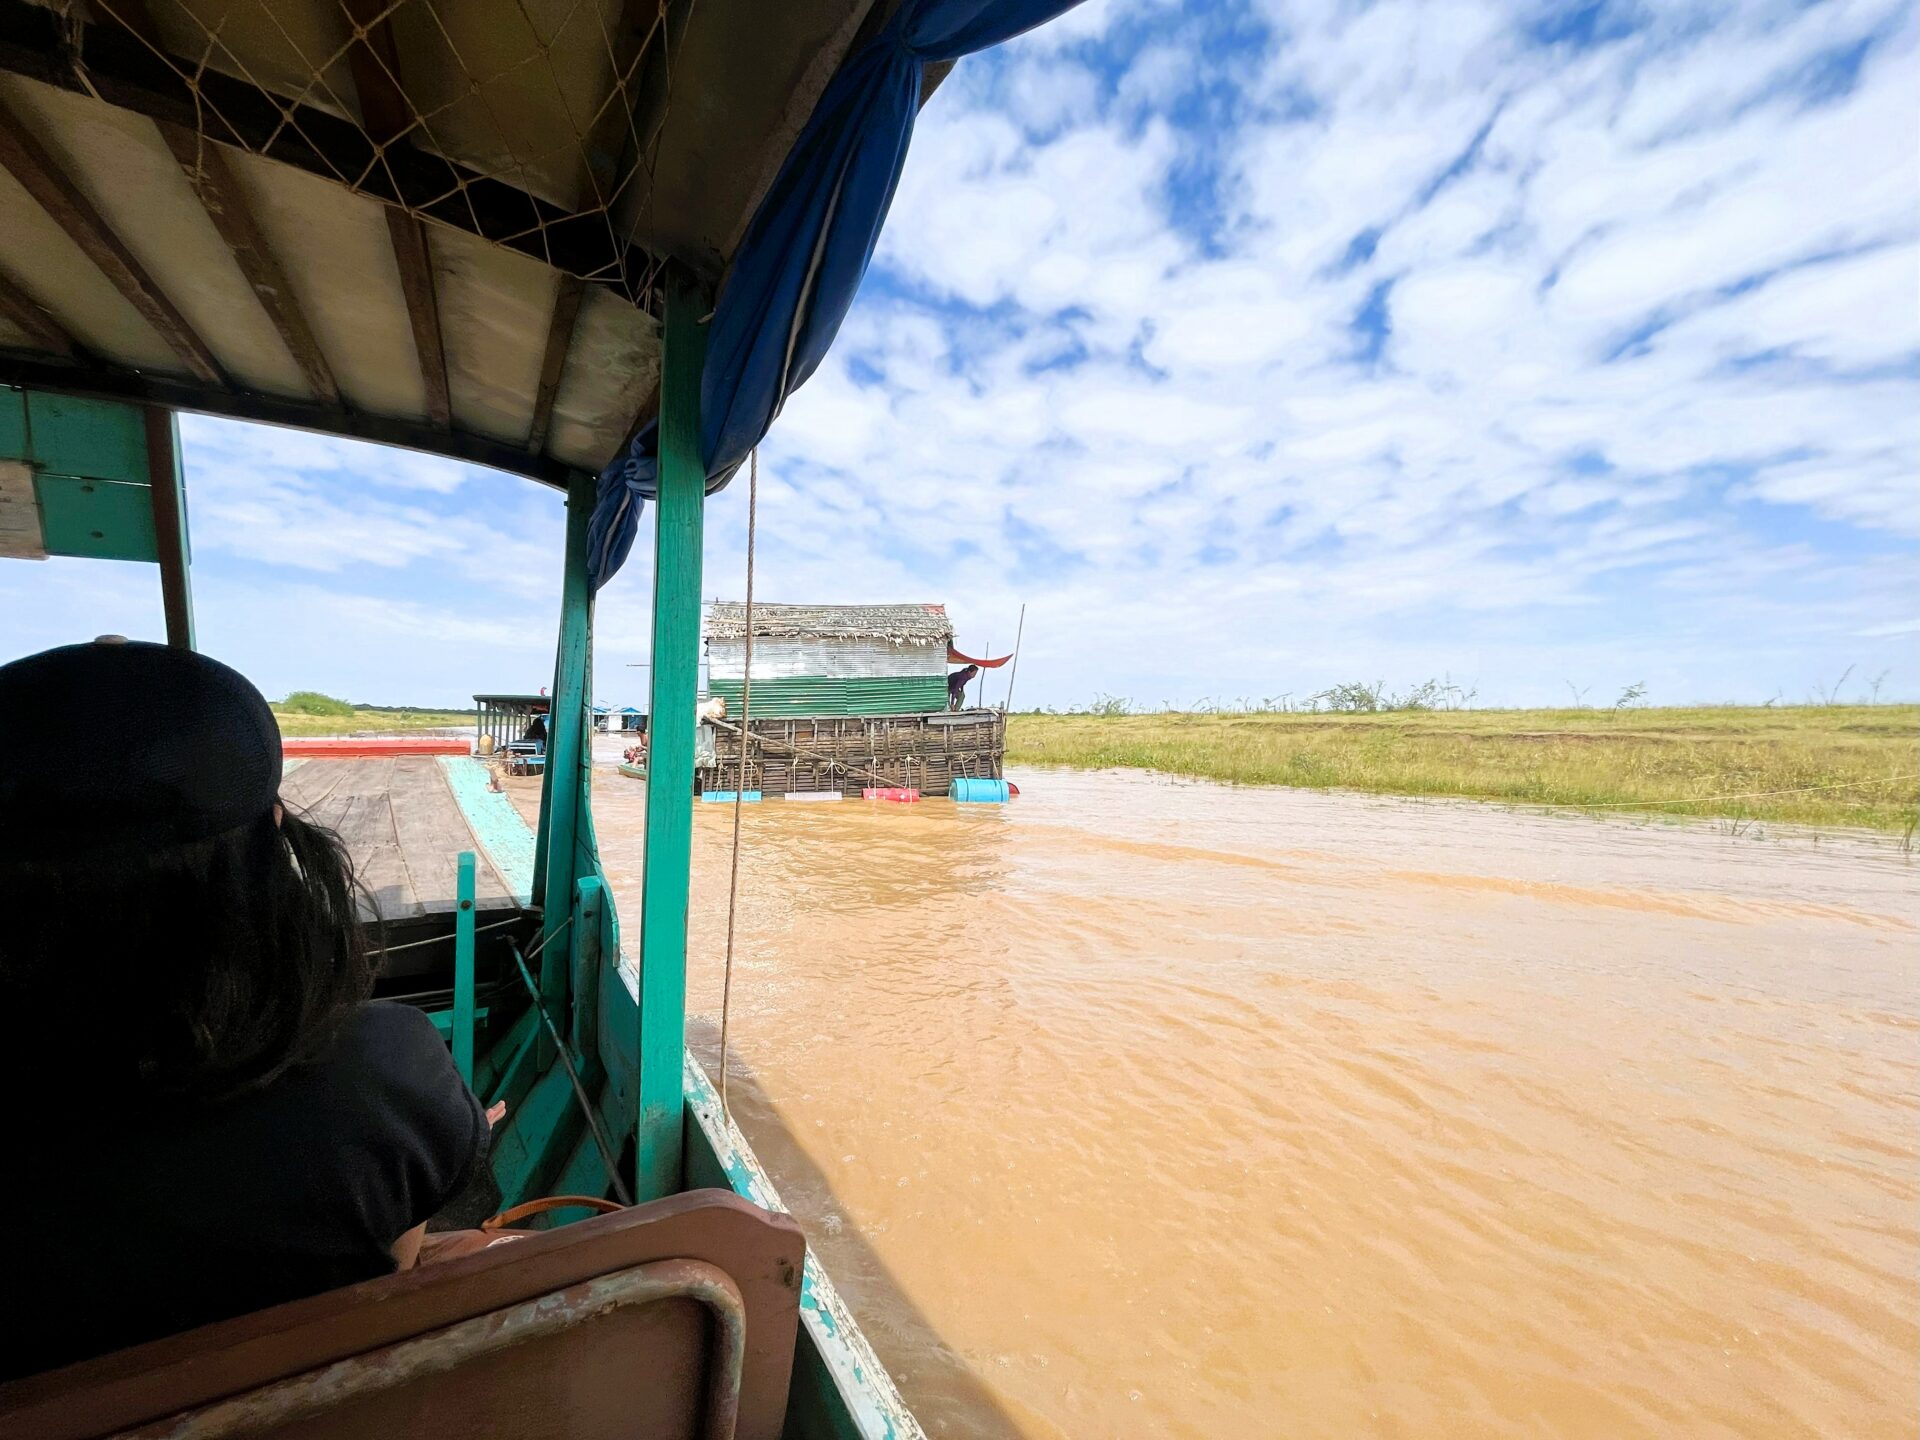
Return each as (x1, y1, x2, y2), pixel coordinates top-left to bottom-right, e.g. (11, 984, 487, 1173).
(0, 1, 1086, 1434)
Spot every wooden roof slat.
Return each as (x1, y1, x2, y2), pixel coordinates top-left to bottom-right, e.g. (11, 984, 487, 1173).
(0, 265, 78, 357)
(0, 0, 670, 308)
(160, 129, 343, 405)
(524, 0, 663, 456)
(344, 0, 452, 429)
(527, 274, 585, 454)
(0, 95, 224, 384)
(109, 0, 338, 404)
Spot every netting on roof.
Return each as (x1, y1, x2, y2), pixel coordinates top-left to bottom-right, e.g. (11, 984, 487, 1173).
(65, 0, 680, 312)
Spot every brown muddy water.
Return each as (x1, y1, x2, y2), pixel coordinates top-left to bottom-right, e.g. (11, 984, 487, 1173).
(547, 766, 1918, 1438)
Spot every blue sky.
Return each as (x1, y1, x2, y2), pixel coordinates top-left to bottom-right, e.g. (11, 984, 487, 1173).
(5, 0, 1917, 709)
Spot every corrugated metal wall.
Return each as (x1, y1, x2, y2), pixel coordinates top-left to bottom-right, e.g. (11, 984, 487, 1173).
(708, 674, 946, 717)
(705, 637, 946, 681)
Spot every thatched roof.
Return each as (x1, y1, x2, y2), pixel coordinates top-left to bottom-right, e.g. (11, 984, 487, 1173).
(703, 602, 952, 644)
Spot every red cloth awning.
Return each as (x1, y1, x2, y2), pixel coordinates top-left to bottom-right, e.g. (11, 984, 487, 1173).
(947, 646, 1012, 668)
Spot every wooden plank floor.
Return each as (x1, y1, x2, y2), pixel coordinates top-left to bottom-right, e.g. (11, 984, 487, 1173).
(279, 757, 519, 919)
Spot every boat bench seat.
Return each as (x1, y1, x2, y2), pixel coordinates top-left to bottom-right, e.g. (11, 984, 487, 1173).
(0, 1189, 806, 1440)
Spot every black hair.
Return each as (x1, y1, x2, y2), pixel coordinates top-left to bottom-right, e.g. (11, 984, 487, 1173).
(0, 806, 376, 1108)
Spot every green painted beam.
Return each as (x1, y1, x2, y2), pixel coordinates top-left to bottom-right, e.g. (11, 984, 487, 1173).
(425, 1005, 491, 1039)
(570, 875, 606, 1080)
(473, 1003, 537, 1101)
(32, 474, 156, 561)
(452, 850, 477, 1085)
(24, 391, 147, 482)
(537, 467, 597, 1064)
(634, 267, 707, 1202)
(488, 1061, 580, 1205)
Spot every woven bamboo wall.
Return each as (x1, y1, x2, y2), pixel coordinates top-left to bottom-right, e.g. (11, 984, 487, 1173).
(697, 711, 1005, 797)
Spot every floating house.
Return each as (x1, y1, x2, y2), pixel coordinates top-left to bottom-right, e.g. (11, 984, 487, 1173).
(471, 692, 549, 754)
(699, 601, 1005, 798)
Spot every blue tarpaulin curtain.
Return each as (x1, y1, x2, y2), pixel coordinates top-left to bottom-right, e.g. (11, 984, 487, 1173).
(586, 0, 1086, 589)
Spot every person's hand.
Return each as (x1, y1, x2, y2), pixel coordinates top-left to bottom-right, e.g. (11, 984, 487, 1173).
(487, 1101, 507, 1128)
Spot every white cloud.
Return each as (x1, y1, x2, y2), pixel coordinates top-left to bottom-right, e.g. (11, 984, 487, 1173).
(8, 0, 1916, 712)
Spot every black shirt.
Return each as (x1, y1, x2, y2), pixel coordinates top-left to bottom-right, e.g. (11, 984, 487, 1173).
(5, 1001, 488, 1380)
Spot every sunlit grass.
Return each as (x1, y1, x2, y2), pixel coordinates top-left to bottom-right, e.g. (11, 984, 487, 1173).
(271, 706, 474, 737)
(1007, 706, 1920, 834)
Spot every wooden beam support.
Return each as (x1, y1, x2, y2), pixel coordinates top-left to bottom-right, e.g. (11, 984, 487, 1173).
(159, 128, 342, 406)
(634, 268, 708, 1202)
(143, 405, 195, 649)
(0, 266, 77, 357)
(0, 96, 223, 384)
(523, 0, 662, 456)
(0, 352, 571, 487)
(526, 276, 585, 454)
(382, 211, 451, 428)
(0, 0, 672, 307)
(342, 0, 451, 428)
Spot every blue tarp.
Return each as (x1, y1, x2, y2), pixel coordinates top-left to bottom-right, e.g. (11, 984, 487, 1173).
(587, 0, 1086, 589)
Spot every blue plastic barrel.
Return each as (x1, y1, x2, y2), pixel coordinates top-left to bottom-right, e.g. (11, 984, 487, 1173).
(700, 790, 761, 803)
(950, 777, 1011, 803)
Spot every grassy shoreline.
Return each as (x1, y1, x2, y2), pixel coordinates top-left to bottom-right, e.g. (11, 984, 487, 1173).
(271, 706, 473, 737)
(1006, 706, 1919, 835)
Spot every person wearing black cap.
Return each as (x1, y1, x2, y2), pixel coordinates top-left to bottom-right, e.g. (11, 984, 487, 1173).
(0, 639, 492, 1381)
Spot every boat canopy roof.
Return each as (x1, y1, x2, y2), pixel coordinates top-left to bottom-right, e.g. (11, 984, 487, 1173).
(0, 0, 900, 483)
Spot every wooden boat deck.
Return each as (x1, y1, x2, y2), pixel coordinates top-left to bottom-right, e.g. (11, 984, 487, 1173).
(278, 757, 520, 919)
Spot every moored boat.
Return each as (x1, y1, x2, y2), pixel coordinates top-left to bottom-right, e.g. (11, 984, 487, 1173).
(0, 1, 1087, 1433)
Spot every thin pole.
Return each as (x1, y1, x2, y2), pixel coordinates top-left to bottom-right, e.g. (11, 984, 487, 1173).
(1004, 604, 1027, 712)
(143, 406, 195, 649)
(975, 639, 989, 710)
(720, 449, 757, 1117)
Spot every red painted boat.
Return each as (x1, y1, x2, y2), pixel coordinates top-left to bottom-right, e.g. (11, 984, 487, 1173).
(282, 737, 469, 758)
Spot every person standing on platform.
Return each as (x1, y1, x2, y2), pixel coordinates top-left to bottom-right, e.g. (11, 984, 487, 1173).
(947, 664, 979, 711)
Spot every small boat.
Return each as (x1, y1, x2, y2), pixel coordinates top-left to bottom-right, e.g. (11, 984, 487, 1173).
(0, 2, 1088, 1434)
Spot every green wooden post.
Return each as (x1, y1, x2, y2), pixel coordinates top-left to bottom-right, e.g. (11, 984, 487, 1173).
(452, 850, 477, 1085)
(571, 875, 605, 1075)
(142, 407, 195, 650)
(635, 269, 707, 1201)
(538, 468, 596, 1064)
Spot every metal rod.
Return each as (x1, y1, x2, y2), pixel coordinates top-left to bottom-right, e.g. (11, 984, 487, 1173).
(1004, 604, 1027, 713)
(367, 914, 522, 957)
(508, 937, 634, 1207)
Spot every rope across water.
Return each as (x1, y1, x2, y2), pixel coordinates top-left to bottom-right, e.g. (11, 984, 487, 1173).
(717, 449, 757, 1117)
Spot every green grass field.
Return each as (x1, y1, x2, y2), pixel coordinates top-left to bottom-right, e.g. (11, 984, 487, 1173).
(271, 706, 473, 737)
(1007, 706, 1919, 835)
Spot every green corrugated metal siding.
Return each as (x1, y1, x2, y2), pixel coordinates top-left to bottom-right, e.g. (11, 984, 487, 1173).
(708, 674, 945, 717)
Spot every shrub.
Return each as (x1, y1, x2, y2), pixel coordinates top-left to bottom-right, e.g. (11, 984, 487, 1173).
(279, 690, 356, 717)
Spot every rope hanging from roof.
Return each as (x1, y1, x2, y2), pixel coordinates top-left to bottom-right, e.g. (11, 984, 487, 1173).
(586, 0, 1090, 588)
(717, 446, 758, 1118)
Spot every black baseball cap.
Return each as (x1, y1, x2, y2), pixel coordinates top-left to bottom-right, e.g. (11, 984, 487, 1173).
(0, 639, 283, 860)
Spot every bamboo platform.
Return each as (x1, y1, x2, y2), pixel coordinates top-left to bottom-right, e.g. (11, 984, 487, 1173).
(699, 709, 1006, 798)
(277, 756, 519, 920)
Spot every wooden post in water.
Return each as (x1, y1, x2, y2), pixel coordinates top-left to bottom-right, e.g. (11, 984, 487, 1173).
(635, 267, 708, 1201)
